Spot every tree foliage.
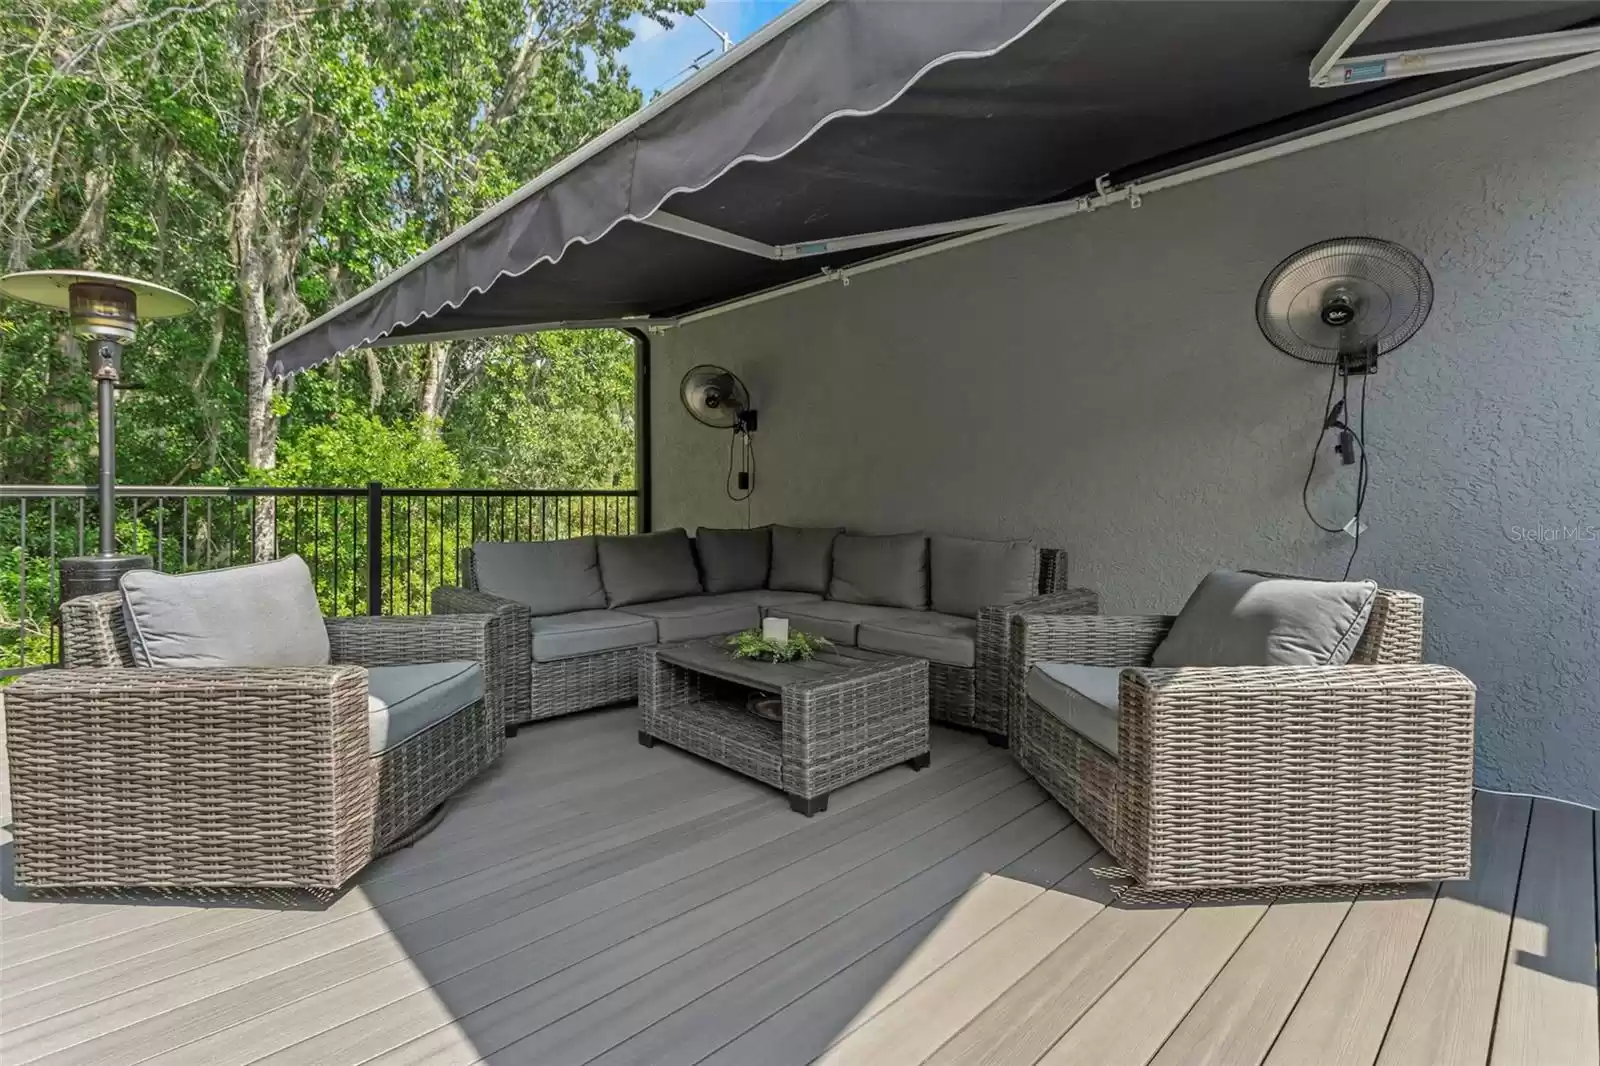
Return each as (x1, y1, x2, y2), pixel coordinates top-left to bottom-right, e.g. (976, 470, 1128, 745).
(0, 0, 692, 667)
(0, 0, 691, 489)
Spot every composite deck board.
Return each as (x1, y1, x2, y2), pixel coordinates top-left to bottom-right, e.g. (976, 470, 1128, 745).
(1488, 798, 1599, 1066)
(1261, 883, 1440, 1066)
(0, 708, 1595, 1066)
(1375, 790, 1533, 1066)
(1035, 893, 1272, 1066)
(814, 843, 1114, 1066)
(1144, 890, 1355, 1066)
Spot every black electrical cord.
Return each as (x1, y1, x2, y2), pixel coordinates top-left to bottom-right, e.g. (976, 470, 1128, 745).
(725, 429, 754, 503)
(1302, 356, 1372, 579)
(1302, 359, 1347, 534)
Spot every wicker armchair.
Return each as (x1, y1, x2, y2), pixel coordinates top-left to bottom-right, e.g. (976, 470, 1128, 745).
(3, 594, 511, 893)
(1008, 586, 1478, 889)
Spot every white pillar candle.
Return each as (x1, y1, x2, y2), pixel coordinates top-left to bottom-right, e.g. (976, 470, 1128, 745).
(762, 616, 790, 643)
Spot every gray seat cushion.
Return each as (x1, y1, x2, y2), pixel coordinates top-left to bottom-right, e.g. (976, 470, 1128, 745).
(768, 526, 842, 593)
(597, 529, 703, 607)
(829, 533, 929, 610)
(624, 596, 760, 642)
(858, 611, 977, 668)
(472, 538, 606, 616)
(530, 609, 657, 662)
(695, 526, 771, 593)
(1026, 664, 1121, 756)
(930, 535, 1036, 618)
(119, 555, 329, 668)
(367, 661, 484, 754)
(780, 601, 936, 646)
(1151, 570, 1379, 668)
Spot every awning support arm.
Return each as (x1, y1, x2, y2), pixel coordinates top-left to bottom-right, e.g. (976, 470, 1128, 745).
(637, 212, 784, 259)
(1310, 0, 1393, 87)
(1315, 26, 1600, 86)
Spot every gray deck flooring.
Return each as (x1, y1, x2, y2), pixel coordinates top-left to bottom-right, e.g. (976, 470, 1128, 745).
(1, 705, 1596, 1066)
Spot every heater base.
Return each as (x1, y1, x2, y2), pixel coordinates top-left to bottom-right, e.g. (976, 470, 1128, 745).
(59, 554, 153, 603)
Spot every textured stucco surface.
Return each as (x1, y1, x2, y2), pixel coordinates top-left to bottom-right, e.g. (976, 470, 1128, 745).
(651, 69, 1600, 808)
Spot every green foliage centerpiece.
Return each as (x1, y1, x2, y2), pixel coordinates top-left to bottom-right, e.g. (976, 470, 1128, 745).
(726, 629, 833, 664)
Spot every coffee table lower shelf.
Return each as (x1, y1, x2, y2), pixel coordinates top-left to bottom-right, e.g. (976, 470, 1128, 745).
(638, 641, 931, 815)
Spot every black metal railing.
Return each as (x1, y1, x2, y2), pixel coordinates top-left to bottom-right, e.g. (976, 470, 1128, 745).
(0, 483, 639, 674)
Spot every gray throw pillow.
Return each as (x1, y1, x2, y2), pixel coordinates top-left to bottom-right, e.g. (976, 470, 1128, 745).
(829, 533, 929, 610)
(596, 528, 703, 607)
(696, 526, 771, 593)
(120, 555, 330, 668)
(1150, 570, 1379, 667)
(930, 535, 1037, 618)
(769, 526, 842, 593)
(473, 538, 607, 616)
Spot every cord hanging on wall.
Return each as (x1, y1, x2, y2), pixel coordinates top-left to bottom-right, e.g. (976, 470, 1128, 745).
(1256, 238, 1434, 578)
(680, 365, 757, 502)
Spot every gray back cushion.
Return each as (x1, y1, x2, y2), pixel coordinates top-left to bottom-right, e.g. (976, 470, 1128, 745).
(829, 533, 929, 610)
(473, 538, 607, 616)
(1150, 570, 1379, 667)
(596, 528, 703, 607)
(769, 526, 842, 593)
(120, 554, 330, 668)
(696, 526, 771, 593)
(930, 535, 1037, 618)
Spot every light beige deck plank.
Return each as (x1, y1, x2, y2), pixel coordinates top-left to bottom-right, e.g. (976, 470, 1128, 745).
(1145, 891, 1355, 1066)
(4, 706, 1597, 1066)
(203, 748, 1016, 1066)
(1376, 790, 1533, 1066)
(593, 825, 1097, 1066)
(695, 904, 957, 1066)
(815, 845, 1116, 1066)
(1037, 894, 1272, 1066)
(1263, 883, 1439, 1066)
(921, 883, 1192, 1066)
(455, 786, 1058, 1066)
(1, 769, 756, 1046)
(1488, 798, 1599, 1066)
(28, 755, 1011, 1066)
(693, 830, 1097, 1066)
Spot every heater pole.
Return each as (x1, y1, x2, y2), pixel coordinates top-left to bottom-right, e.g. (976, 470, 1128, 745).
(96, 371, 116, 555)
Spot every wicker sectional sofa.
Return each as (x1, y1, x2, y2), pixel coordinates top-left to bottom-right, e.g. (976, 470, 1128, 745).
(436, 526, 1098, 741)
(1009, 571, 1478, 889)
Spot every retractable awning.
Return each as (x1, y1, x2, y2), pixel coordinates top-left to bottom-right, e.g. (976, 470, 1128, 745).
(269, 0, 1600, 376)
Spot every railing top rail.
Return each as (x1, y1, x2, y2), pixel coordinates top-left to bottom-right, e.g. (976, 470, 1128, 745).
(0, 484, 638, 499)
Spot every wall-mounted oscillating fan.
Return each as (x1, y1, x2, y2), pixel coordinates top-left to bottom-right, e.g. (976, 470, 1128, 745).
(1257, 237, 1433, 374)
(1257, 237, 1434, 579)
(680, 365, 757, 500)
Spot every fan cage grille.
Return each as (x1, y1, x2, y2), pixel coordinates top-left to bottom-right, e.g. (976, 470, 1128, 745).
(1257, 238, 1433, 366)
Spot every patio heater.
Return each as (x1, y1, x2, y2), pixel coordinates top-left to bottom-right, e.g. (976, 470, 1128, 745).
(0, 270, 197, 599)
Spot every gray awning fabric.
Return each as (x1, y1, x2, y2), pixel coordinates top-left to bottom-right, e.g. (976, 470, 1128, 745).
(269, 0, 1600, 376)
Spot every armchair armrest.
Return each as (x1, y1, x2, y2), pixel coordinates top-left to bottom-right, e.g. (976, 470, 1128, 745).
(326, 613, 513, 738)
(4, 667, 375, 889)
(432, 588, 532, 727)
(973, 589, 1100, 737)
(1114, 663, 1477, 887)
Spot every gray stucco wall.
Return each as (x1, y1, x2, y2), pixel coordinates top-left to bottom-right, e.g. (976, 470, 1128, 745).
(650, 68, 1600, 808)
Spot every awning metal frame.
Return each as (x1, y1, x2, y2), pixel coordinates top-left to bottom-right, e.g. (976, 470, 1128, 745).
(635, 1, 1600, 272)
(666, 47, 1600, 330)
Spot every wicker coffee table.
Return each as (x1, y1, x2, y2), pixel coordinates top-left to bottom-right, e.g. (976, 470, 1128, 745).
(638, 639, 930, 815)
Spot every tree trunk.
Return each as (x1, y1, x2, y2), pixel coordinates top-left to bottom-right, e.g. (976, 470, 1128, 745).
(366, 347, 385, 411)
(419, 341, 449, 432)
(235, 0, 278, 559)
